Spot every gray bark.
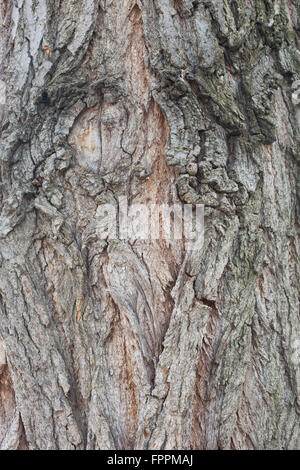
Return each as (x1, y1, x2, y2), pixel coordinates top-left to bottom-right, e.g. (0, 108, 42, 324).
(0, 0, 299, 450)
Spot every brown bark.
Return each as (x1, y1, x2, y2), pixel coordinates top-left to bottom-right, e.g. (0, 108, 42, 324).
(0, 0, 299, 450)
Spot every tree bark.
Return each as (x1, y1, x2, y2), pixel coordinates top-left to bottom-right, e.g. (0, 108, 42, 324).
(0, 0, 299, 450)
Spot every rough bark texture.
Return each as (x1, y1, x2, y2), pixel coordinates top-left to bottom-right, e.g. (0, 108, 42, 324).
(0, 0, 299, 450)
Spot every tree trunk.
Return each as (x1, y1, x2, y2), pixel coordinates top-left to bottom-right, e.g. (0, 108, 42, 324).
(0, 0, 299, 450)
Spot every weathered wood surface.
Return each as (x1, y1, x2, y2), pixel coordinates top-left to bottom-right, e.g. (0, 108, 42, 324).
(0, 0, 299, 449)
